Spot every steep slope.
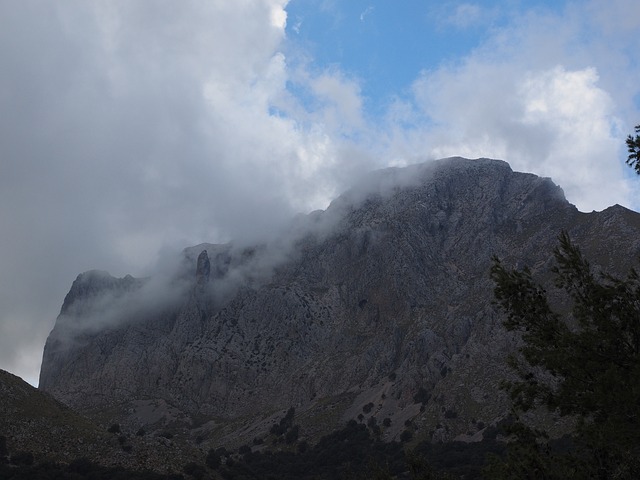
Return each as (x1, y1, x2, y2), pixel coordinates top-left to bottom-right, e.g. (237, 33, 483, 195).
(39, 157, 640, 446)
(0, 368, 204, 471)
(0, 368, 106, 463)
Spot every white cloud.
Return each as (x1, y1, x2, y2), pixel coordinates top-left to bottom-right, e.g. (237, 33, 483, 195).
(309, 71, 366, 133)
(444, 3, 484, 29)
(360, 6, 374, 22)
(0, 0, 373, 384)
(396, 0, 639, 212)
(408, 61, 629, 210)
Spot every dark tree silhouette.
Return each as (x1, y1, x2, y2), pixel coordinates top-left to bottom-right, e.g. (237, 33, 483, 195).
(488, 232, 640, 478)
(626, 125, 640, 174)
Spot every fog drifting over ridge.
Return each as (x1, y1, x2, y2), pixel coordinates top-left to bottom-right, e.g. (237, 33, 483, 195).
(44, 157, 503, 352)
(0, 0, 639, 385)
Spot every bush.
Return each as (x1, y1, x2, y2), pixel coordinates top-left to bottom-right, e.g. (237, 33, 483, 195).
(285, 425, 299, 444)
(183, 462, 206, 479)
(383, 418, 392, 427)
(362, 402, 374, 414)
(400, 430, 413, 442)
(10, 451, 34, 466)
(107, 423, 121, 434)
(136, 427, 146, 436)
(0, 436, 7, 464)
(205, 449, 221, 469)
(67, 457, 94, 474)
(413, 387, 430, 405)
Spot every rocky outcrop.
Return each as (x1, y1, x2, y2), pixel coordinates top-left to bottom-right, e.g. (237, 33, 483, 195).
(195, 250, 210, 285)
(39, 157, 640, 445)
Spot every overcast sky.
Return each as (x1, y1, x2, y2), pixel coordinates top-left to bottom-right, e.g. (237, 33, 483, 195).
(1, 0, 639, 386)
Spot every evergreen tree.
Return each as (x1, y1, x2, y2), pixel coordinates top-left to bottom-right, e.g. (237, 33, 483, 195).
(626, 125, 640, 174)
(488, 232, 640, 479)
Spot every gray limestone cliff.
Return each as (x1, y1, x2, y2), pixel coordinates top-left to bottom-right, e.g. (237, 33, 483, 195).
(38, 157, 640, 444)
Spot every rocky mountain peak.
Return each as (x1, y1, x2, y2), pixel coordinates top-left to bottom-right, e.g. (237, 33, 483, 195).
(38, 157, 640, 447)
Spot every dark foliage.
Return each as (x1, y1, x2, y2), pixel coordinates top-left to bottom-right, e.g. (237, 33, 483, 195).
(489, 232, 640, 478)
(0, 457, 182, 480)
(270, 407, 296, 436)
(400, 430, 413, 443)
(183, 462, 206, 479)
(0, 436, 7, 463)
(413, 387, 430, 405)
(205, 448, 221, 469)
(0, 421, 511, 480)
(9, 452, 33, 466)
(212, 420, 405, 480)
(626, 124, 640, 174)
(285, 425, 299, 444)
(107, 423, 121, 434)
(411, 438, 507, 480)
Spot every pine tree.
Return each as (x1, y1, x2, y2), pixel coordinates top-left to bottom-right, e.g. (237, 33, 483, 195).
(626, 125, 640, 174)
(488, 232, 640, 479)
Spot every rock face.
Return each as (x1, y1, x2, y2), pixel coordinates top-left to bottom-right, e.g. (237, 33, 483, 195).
(195, 250, 210, 285)
(39, 157, 640, 444)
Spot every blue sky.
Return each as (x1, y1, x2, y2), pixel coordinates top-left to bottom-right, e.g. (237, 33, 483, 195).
(0, 0, 639, 385)
(285, 1, 578, 116)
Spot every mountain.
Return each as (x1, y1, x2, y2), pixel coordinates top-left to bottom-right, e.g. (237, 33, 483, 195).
(38, 157, 640, 449)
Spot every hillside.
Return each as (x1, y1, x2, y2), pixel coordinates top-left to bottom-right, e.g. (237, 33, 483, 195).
(38, 157, 640, 451)
(0, 368, 208, 473)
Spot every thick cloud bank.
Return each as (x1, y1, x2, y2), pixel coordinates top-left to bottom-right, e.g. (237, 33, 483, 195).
(0, 0, 638, 384)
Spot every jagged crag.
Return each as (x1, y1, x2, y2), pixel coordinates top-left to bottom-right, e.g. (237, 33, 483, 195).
(37, 158, 640, 462)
